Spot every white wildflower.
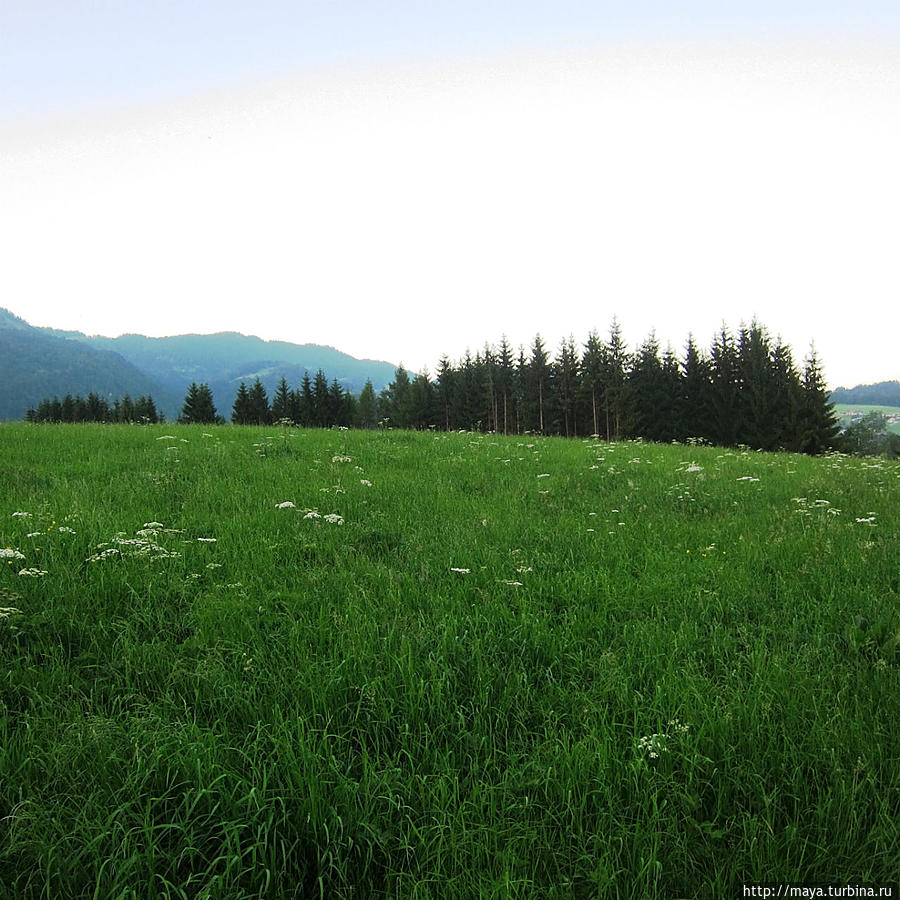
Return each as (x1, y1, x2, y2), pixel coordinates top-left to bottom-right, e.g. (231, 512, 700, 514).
(736, 476, 760, 482)
(450, 567, 471, 574)
(26, 532, 42, 538)
(636, 733, 669, 759)
(303, 511, 321, 520)
(323, 513, 344, 525)
(360, 479, 372, 487)
(275, 501, 296, 509)
(57, 526, 76, 534)
(0, 607, 24, 620)
(1, 549, 25, 560)
(143, 522, 165, 529)
(197, 537, 217, 542)
(18, 568, 48, 577)
(11, 512, 32, 517)
(537, 473, 550, 478)
(332, 454, 352, 463)
(503, 580, 523, 586)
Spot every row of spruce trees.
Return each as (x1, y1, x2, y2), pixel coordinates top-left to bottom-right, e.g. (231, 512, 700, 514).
(376, 320, 839, 453)
(177, 319, 839, 455)
(26, 393, 163, 424)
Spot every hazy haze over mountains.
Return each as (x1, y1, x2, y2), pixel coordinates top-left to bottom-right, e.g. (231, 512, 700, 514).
(0, 308, 398, 420)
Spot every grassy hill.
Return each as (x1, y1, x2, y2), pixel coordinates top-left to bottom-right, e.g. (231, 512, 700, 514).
(1, 425, 897, 897)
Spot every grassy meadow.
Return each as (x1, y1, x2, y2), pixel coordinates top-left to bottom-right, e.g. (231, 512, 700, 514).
(0, 423, 898, 899)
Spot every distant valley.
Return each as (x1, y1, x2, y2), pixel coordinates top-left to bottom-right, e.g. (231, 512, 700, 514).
(0, 308, 398, 421)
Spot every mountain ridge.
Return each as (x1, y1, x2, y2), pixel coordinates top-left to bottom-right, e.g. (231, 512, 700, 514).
(0, 309, 399, 420)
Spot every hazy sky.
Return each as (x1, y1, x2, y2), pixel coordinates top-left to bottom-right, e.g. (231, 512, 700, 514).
(2, 2, 899, 389)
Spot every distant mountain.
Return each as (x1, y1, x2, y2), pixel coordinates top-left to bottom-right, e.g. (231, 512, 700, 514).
(0, 309, 176, 420)
(830, 381, 900, 407)
(0, 308, 399, 420)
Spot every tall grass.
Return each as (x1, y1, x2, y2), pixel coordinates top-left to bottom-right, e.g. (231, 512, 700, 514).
(1, 423, 897, 898)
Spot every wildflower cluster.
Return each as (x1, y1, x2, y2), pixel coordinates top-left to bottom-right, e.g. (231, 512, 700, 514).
(86, 522, 184, 563)
(636, 718, 690, 761)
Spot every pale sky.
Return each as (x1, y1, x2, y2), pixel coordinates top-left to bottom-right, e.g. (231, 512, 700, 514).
(2, 2, 899, 389)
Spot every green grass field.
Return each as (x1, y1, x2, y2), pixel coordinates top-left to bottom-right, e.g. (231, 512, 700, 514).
(1, 424, 898, 899)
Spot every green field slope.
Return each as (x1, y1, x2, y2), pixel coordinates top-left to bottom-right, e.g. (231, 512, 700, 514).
(1, 425, 897, 898)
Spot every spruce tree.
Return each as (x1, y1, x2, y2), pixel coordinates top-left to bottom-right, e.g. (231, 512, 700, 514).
(313, 370, 330, 427)
(581, 330, 605, 437)
(709, 326, 741, 446)
(357, 380, 379, 429)
(248, 378, 271, 425)
(232, 382, 252, 424)
(681, 335, 713, 442)
(553, 336, 580, 438)
(435, 358, 456, 431)
(271, 377, 291, 423)
(180, 383, 219, 424)
(602, 319, 628, 441)
(795, 346, 840, 454)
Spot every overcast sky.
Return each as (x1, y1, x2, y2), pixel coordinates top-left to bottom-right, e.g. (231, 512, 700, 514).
(2, 2, 899, 389)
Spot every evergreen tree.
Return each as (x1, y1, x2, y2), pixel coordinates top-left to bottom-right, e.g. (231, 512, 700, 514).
(602, 319, 628, 441)
(522, 335, 551, 434)
(300, 373, 315, 427)
(553, 336, 580, 437)
(248, 378, 271, 425)
(408, 371, 436, 429)
(581, 330, 605, 437)
(496, 337, 515, 434)
(357, 380, 379, 429)
(134, 395, 159, 424)
(232, 382, 252, 424)
(380, 366, 412, 428)
(794, 346, 840, 454)
(709, 326, 741, 446)
(770, 339, 802, 449)
(179, 382, 219, 424)
(312, 370, 330, 427)
(737, 322, 776, 449)
(271, 377, 291, 423)
(681, 336, 713, 442)
(626, 332, 666, 441)
(435, 357, 456, 430)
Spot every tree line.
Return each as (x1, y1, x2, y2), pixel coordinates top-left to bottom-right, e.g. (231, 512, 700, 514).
(374, 320, 840, 454)
(24, 320, 848, 456)
(177, 319, 839, 455)
(25, 393, 163, 424)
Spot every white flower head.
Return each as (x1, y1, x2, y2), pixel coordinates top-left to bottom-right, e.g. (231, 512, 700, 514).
(18, 568, 48, 577)
(450, 567, 471, 574)
(197, 537, 217, 542)
(324, 513, 344, 525)
(11, 512, 32, 517)
(303, 511, 322, 520)
(275, 501, 296, 509)
(1, 549, 25, 560)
